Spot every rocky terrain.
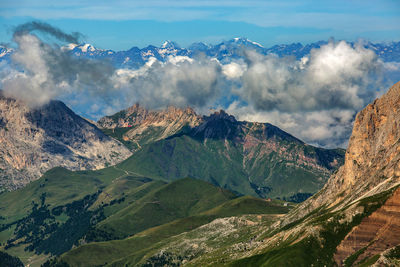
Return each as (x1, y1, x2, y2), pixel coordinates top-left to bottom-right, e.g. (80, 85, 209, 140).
(0, 94, 131, 191)
(334, 187, 400, 265)
(98, 103, 202, 150)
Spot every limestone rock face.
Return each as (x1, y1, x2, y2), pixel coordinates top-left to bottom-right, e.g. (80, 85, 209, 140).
(0, 95, 132, 191)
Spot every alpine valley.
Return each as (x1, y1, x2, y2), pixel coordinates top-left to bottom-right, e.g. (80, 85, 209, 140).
(0, 39, 400, 267)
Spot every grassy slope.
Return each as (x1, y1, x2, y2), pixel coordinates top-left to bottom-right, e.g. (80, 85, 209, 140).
(116, 134, 344, 199)
(117, 136, 255, 196)
(101, 127, 136, 150)
(93, 177, 237, 239)
(60, 197, 291, 267)
(0, 172, 240, 266)
(0, 166, 159, 266)
(0, 167, 124, 223)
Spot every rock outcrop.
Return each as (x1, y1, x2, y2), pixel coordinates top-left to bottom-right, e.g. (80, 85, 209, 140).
(334, 186, 400, 265)
(98, 104, 203, 149)
(0, 95, 132, 191)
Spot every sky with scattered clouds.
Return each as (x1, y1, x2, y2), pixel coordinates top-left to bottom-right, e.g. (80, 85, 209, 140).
(1, 0, 400, 49)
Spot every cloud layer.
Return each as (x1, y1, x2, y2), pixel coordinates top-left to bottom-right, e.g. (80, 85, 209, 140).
(2, 23, 114, 107)
(239, 42, 381, 112)
(0, 22, 395, 148)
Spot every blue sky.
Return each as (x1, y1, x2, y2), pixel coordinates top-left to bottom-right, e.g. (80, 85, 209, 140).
(1, 0, 400, 50)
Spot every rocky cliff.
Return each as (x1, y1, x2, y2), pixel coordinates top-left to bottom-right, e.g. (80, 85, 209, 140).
(0, 94, 131, 191)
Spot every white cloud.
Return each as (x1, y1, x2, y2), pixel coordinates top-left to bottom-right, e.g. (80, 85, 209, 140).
(115, 59, 223, 109)
(222, 62, 246, 79)
(238, 41, 382, 112)
(0, 26, 391, 148)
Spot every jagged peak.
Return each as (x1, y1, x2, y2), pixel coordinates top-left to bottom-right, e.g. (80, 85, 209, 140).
(98, 103, 201, 129)
(206, 109, 237, 123)
(123, 103, 197, 117)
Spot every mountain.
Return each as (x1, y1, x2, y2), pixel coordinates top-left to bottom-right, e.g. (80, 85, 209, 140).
(287, 81, 400, 219)
(0, 94, 131, 191)
(98, 105, 344, 200)
(190, 81, 400, 266)
(3, 81, 399, 266)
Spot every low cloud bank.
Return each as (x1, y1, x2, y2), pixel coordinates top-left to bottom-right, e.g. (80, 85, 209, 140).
(0, 21, 395, 148)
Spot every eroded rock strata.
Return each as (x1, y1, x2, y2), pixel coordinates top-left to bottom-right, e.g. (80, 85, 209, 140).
(334, 187, 400, 265)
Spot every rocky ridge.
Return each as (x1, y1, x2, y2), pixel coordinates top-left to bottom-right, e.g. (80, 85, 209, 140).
(98, 104, 203, 149)
(0, 94, 132, 191)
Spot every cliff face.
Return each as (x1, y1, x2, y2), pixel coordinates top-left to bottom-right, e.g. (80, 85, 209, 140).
(0, 95, 131, 191)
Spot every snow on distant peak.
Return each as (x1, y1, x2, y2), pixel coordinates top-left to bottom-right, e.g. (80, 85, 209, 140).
(231, 37, 263, 47)
(123, 57, 130, 64)
(161, 41, 171, 48)
(0, 50, 9, 58)
(80, 44, 96, 53)
(249, 40, 263, 48)
(160, 40, 180, 49)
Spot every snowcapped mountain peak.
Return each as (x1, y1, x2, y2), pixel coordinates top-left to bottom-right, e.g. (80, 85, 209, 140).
(231, 37, 263, 47)
(79, 43, 96, 53)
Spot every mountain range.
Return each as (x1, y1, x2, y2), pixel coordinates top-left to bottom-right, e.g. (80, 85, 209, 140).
(0, 88, 344, 265)
(1, 37, 400, 266)
(1, 38, 400, 69)
(45, 81, 400, 267)
(0, 80, 399, 266)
